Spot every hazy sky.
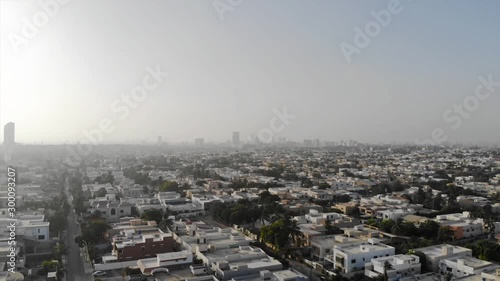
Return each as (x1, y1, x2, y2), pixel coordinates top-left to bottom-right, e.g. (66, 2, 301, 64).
(1, 0, 500, 144)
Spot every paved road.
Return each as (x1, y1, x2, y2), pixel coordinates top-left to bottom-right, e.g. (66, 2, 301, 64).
(64, 180, 93, 281)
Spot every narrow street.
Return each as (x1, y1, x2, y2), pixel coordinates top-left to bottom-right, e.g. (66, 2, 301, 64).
(64, 179, 93, 281)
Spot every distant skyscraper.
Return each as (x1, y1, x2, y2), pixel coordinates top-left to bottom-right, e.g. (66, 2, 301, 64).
(158, 136, 162, 144)
(3, 122, 15, 146)
(232, 132, 240, 145)
(195, 138, 204, 145)
(314, 138, 321, 147)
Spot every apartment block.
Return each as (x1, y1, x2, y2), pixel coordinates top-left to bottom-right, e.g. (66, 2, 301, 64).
(413, 244, 472, 272)
(331, 239, 395, 273)
(365, 255, 421, 281)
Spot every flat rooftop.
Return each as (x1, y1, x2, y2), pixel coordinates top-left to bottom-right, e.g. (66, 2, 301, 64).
(446, 256, 496, 270)
(336, 242, 393, 255)
(414, 244, 470, 258)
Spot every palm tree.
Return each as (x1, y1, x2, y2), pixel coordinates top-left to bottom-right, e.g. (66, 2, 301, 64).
(390, 219, 403, 235)
(484, 216, 496, 239)
(258, 205, 271, 226)
(285, 217, 302, 250)
(383, 261, 393, 281)
(159, 212, 174, 232)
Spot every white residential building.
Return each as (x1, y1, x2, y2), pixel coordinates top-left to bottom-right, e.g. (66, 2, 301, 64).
(438, 256, 499, 278)
(376, 209, 415, 221)
(8, 214, 50, 241)
(311, 235, 362, 261)
(137, 250, 193, 275)
(434, 212, 484, 240)
(413, 244, 472, 272)
(229, 269, 309, 281)
(365, 255, 421, 281)
(208, 246, 283, 281)
(89, 201, 133, 222)
(331, 239, 395, 273)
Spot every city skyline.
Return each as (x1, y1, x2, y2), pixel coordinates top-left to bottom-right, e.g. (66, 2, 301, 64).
(1, 121, 500, 146)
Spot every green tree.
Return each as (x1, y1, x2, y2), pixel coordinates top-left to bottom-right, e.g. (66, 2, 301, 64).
(81, 221, 111, 244)
(418, 220, 440, 240)
(260, 219, 291, 251)
(437, 227, 454, 243)
(95, 187, 107, 198)
(325, 220, 343, 235)
(141, 209, 165, 224)
(159, 181, 180, 192)
(379, 219, 396, 233)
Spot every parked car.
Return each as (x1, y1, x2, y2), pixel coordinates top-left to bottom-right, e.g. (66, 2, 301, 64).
(151, 268, 169, 275)
(92, 271, 107, 277)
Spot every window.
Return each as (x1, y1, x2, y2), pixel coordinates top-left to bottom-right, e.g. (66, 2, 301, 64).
(351, 259, 356, 264)
(121, 210, 124, 213)
(38, 229, 40, 233)
(38, 235, 45, 240)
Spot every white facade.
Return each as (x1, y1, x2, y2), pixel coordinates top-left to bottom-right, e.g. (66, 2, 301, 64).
(376, 209, 414, 220)
(16, 215, 50, 241)
(332, 239, 395, 273)
(365, 255, 421, 281)
(90, 201, 132, 222)
(137, 250, 193, 275)
(438, 256, 499, 278)
(413, 244, 472, 272)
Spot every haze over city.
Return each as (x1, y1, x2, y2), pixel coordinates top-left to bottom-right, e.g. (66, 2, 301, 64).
(1, 0, 500, 145)
(4, 2, 500, 281)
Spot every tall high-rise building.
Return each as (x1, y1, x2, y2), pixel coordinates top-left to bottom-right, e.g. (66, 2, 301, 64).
(195, 138, 204, 145)
(232, 132, 240, 145)
(303, 139, 313, 147)
(3, 122, 15, 146)
(313, 138, 321, 147)
(158, 136, 162, 144)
